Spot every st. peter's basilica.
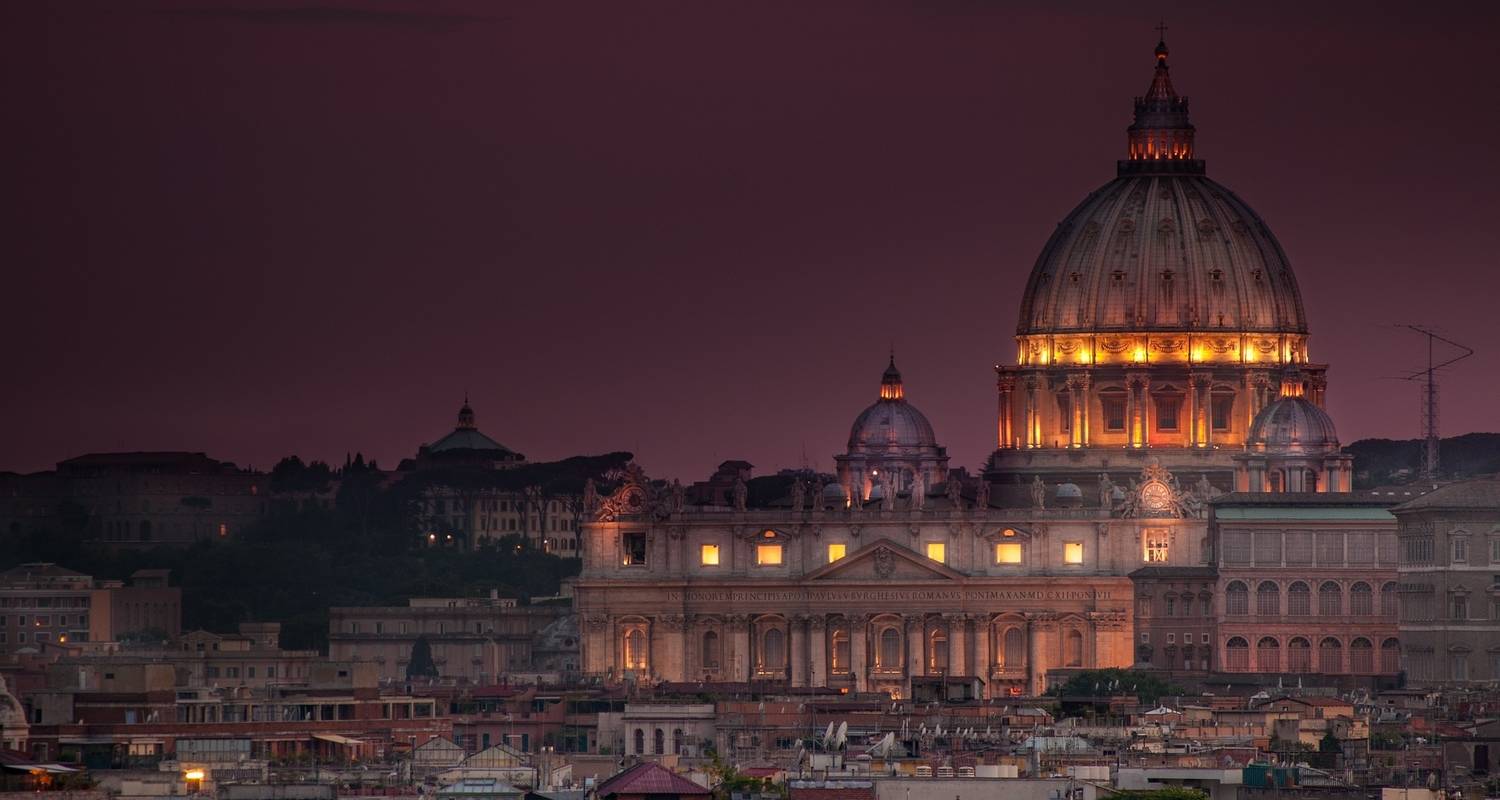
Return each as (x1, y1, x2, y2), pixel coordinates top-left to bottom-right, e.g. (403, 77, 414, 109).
(573, 38, 1386, 697)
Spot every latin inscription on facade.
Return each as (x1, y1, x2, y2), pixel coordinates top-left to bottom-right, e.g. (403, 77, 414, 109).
(665, 588, 1112, 603)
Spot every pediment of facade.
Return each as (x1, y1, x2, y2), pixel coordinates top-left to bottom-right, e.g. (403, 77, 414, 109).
(802, 538, 964, 583)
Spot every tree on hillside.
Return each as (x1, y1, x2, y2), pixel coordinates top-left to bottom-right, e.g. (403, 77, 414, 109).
(406, 636, 439, 680)
(1048, 668, 1183, 704)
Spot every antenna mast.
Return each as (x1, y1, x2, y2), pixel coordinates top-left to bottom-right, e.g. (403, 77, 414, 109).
(1399, 325, 1474, 481)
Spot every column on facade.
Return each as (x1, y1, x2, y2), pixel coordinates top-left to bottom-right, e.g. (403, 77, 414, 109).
(972, 617, 990, 683)
(948, 614, 967, 677)
(1026, 616, 1048, 696)
(789, 616, 807, 687)
(1024, 375, 1042, 448)
(1246, 371, 1270, 431)
(906, 615, 926, 680)
(1068, 373, 1090, 448)
(730, 616, 751, 682)
(809, 617, 828, 687)
(850, 616, 869, 692)
(997, 375, 1016, 449)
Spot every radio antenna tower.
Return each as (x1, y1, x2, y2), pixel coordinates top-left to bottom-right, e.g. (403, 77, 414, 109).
(1398, 325, 1474, 481)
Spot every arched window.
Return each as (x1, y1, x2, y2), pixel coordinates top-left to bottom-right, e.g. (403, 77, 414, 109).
(929, 627, 949, 673)
(1066, 630, 1084, 667)
(761, 628, 786, 671)
(633, 729, 644, 754)
(1257, 582, 1280, 616)
(1351, 582, 1373, 616)
(1226, 637, 1249, 671)
(1350, 637, 1374, 673)
(1381, 582, 1398, 617)
(624, 628, 648, 671)
(1288, 637, 1312, 672)
(831, 629, 850, 673)
(1002, 627, 1025, 668)
(1319, 582, 1342, 616)
(673, 728, 685, 754)
(1226, 582, 1249, 616)
(1380, 638, 1401, 673)
(1286, 582, 1310, 616)
(1256, 637, 1280, 672)
(653, 728, 665, 755)
(1319, 637, 1343, 673)
(878, 627, 902, 671)
(701, 630, 720, 669)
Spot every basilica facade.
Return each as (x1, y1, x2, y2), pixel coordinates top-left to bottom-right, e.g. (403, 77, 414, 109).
(573, 37, 1387, 696)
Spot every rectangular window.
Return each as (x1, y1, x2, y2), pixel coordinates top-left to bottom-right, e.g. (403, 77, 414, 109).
(1144, 529, 1169, 563)
(266, 666, 276, 678)
(995, 543, 1023, 564)
(1223, 532, 1251, 564)
(1064, 542, 1085, 565)
(1165, 597, 1175, 616)
(1057, 394, 1071, 434)
(1102, 393, 1127, 432)
(700, 544, 721, 566)
(1453, 538, 1469, 564)
(1211, 393, 1234, 431)
(756, 544, 783, 566)
(1167, 633, 1176, 644)
(623, 532, 647, 566)
(925, 542, 946, 564)
(1154, 395, 1181, 431)
(827, 543, 847, 563)
(1254, 532, 1282, 566)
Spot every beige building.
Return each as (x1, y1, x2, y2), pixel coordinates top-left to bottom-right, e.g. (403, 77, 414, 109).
(328, 596, 568, 682)
(0, 563, 181, 654)
(1393, 480, 1500, 684)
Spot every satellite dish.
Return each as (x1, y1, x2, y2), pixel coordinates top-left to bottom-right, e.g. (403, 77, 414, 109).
(836, 721, 848, 748)
(824, 722, 835, 747)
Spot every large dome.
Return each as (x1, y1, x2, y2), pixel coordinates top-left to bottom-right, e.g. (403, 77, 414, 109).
(1017, 174, 1307, 336)
(1015, 39, 1307, 338)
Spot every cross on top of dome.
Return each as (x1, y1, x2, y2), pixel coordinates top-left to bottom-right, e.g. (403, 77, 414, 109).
(1126, 30, 1198, 171)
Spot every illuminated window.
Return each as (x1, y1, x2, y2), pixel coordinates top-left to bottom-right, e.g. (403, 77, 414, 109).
(756, 544, 783, 566)
(827, 543, 847, 563)
(995, 543, 1023, 564)
(700, 544, 720, 566)
(1057, 394, 1071, 434)
(622, 532, 647, 566)
(1063, 542, 1085, 565)
(1144, 529, 1169, 563)
(925, 542, 946, 563)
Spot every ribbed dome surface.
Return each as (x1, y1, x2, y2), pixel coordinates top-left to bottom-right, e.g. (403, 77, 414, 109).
(1017, 174, 1307, 336)
(1247, 397, 1339, 454)
(848, 400, 938, 452)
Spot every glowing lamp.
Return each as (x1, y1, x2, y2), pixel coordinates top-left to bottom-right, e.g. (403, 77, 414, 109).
(184, 770, 206, 782)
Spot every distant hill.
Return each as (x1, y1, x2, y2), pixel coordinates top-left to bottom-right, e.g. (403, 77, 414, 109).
(1347, 433, 1500, 488)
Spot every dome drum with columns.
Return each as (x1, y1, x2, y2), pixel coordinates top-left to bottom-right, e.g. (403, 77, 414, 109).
(989, 38, 1329, 488)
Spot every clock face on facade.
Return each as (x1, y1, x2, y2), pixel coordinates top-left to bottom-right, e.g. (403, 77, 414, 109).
(621, 486, 645, 511)
(1140, 480, 1173, 514)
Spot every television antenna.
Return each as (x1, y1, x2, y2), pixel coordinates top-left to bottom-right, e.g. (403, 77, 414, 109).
(1396, 325, 1474, 480)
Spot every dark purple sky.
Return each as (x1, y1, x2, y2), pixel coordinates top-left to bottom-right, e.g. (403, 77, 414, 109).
(5, 0, 1499, 481)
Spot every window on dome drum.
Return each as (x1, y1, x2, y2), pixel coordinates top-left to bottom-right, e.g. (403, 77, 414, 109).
(827, 543, 847, 563)
(1064, 542, 1084, 565)
(623, 532, 647, 566)
(1101, 391, 1127, 431)
(925, 542, 946, 564)
(1144, 529, 1169, 563)
(1057, 395, 1071, 434)
(1154, 394, 1181, 431)
(756, 544, 783, 566)
(995, 542, 1023, 564)
(699, 544, 720, 566)
(1211, 392, 1235, 431)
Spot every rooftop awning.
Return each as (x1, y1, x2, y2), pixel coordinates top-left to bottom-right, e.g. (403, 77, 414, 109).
(313, 733, 366, 747)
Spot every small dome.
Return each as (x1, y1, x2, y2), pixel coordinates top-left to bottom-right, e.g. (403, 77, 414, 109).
(848, 401, 939, 452)
(1248, 397, 1340, 455)
(1056, 483, 1083, 498)
(822, 482, 848, 499)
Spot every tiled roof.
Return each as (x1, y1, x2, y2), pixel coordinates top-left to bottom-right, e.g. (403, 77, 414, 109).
(1392, 479, 1500, 512)
(596, 762, 709, 798)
